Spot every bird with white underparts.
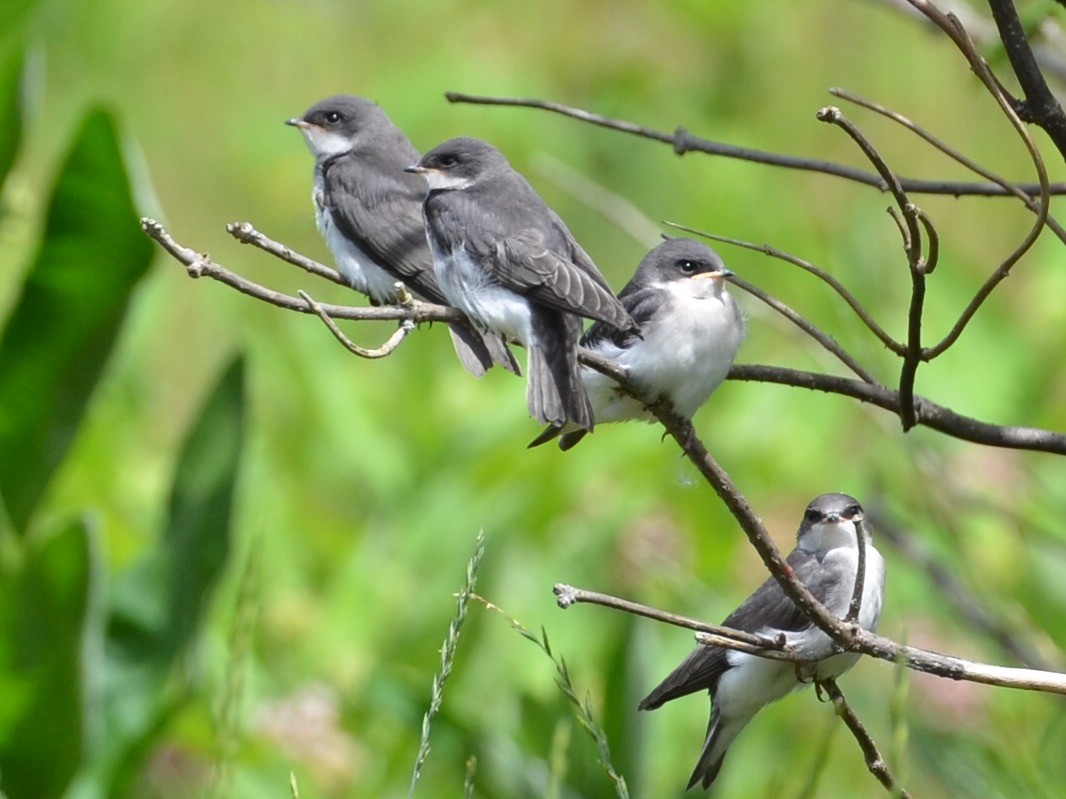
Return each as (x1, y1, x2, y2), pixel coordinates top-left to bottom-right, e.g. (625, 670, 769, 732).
(287, 95, 518, 377)
(406, 137, 639, 431)
(639, 493, 886, 791)
(529, 236, 745, 450)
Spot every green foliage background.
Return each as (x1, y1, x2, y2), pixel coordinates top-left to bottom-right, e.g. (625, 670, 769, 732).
(2, 1, 1066, 797)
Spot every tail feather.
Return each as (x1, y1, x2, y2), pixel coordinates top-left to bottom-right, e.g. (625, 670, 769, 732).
(686, 709, 747, 791)
(526, 310, 592, 428)
(447, 323, 521, 377)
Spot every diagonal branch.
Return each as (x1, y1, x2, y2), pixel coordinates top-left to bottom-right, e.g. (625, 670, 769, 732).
(986, 0, 1066, 161)
(818, 678, 912, 799)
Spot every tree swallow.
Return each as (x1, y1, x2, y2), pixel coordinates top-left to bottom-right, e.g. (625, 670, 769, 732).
(405, 137, 639, 430)
(286, 95, 518, 377)
(639, 493, 886, 791)
(529, 237, 745, 450)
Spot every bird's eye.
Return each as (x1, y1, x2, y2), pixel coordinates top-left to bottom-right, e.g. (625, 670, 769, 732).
(804, 508, 822, 523)
(324, 111, 342, 125)
(437, 154, 460, 168)
(844, 504, 863, 519)
(676, 259, 698, 275)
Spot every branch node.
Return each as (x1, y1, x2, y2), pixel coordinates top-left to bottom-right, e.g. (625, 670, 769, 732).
(553, 583, 578, 609)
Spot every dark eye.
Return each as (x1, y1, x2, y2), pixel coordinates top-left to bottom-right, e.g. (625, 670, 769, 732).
(437, 154, 460, 168)
(804, 508, 822, 523)
(675, 259, 699, 275)
(324, 111, 342, 125)
(844, 504, 863, 519)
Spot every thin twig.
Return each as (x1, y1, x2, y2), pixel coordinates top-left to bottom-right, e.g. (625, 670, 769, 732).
(986, 0, 1066, 160)
(663, 221, 904, 357)
(444, 91, 1066, 197)
(298, 290, 416, 359)
(903, 1, 1052, 359)
(227, 221, 347, 285)
(845, 517, 868, 625)
(726, 364, 1066, 455)
(552, 584, 785, 652)
(816, 106, 927, 431)
(728, 276, 879, 384)
(829, 87, 1066, 245)
(141, 218, 460, 324)
(818, 678, 912, 799)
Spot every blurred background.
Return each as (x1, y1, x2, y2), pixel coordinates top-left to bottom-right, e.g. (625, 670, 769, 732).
(2, 0, 1066, 797)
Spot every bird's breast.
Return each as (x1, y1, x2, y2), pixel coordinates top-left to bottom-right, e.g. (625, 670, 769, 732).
(431, 245, 533, 345)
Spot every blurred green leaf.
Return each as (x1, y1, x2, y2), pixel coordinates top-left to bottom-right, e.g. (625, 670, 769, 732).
(0, 2, 40, 53)
(100, 357, 244, 794)
(0, 46, 23, 190)
(0, 517, 100, 799)
(0, 108, 154, 532)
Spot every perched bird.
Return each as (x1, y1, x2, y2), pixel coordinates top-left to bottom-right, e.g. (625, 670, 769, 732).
(286, 95, 518, 377)
(639, 493, 886, 791)
(406, 137, 639, 429)
(529, 237, 745, 450)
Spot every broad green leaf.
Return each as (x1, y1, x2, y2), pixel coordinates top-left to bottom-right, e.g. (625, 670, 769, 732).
(0, 108, 154, 532)
(0, 517, 100, 799)
(0, 46, 22, 190)
(99, 357, 245, 794)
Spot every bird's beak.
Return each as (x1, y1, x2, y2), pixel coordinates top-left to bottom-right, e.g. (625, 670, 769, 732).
(404, 164, 427, 174)
(823, 512, 841, 524)
(285, 117, 304, 128)
(692, 268, 734, 281)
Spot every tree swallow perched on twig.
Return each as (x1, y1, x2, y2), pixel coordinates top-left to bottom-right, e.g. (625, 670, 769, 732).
(640, 493, 886, 791)
(286, 95, 519, 377)
(406, 137, 640, 430)
(529, 237, 745, 450)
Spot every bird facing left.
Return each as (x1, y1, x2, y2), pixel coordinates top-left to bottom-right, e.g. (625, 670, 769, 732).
(287, 95, 519, 377)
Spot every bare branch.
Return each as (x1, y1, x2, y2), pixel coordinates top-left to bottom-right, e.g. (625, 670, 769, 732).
(552, 583, 784, 652)
(845, 518, 868, 625)
(870, 507, 1055, 671)
(727, 275, 880, 385)
(445, 91, 1066, 197)
(830, 87, 1066, 245)
(816, 106, 928, 432)
(986, 0, 1066, 161)
(227, 221, 347, 284)
(818, 678, 913, 799)
(727, 364, 1066, 455)
(298, 290, 416, 359)
(901, 2, 1053, 359)
(140, 218, 464, 325)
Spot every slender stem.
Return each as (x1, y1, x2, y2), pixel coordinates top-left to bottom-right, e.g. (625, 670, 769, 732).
(444, 91, 1066, 197)
(819, 678, 913, 799)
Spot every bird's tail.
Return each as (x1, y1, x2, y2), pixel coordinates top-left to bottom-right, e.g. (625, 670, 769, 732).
(447, 323, 521, 377)
(526, 310, 593, 429)
(686, 709, 746, 791)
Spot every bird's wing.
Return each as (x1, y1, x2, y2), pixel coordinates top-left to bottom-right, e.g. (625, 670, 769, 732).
(324, 153, 445, 304)
(581, 282, 659, 349)
(492, 227, 634, 329)
(639, 549, 825, 711)
(718, 548, 825, 635)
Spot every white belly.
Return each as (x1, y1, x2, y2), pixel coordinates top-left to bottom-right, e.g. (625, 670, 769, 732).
(432, 243, 533, 345)
(313, 182, 398, 303)
(585, 287, 745, 424)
